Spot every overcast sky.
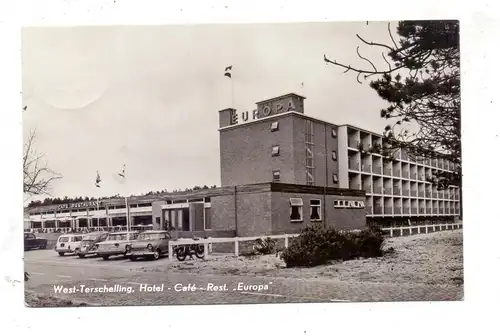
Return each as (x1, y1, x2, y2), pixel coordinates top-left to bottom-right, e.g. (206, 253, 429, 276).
(22, 22, 398, 200)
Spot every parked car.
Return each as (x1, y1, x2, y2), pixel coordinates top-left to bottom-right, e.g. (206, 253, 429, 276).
(95, 231, 139, 260)
(24, 232, 48, 251)
(126, 230, 172, 261)
(55, 234, 84, 256)
(75, 232, 109, 258)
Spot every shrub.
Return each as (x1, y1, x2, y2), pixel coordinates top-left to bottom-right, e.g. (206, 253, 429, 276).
(280, 224, 386, 268)
(253, 237, 277, 255)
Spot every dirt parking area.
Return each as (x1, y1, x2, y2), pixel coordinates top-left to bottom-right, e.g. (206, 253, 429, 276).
(141, 230, 463, 286)
(25, 291, 91, 307)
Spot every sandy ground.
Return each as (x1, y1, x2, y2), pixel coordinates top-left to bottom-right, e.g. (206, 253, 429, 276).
(142, 230, 463, 286)
(25, 291, 90, 307)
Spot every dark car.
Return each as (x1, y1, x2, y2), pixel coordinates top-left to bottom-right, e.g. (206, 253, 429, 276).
(24, 232, 48, 251)
(126, 230, 172, 261)
(75, 232, 109, 258)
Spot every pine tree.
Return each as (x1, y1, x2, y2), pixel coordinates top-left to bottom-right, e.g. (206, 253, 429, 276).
(324, 20, 460, 190)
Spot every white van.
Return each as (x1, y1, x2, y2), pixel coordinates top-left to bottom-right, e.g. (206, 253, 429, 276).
(55, 234, 84, 256)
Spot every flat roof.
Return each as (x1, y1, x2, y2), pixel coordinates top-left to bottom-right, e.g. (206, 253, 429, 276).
(218, 111, 340, 131)
(255, 93, 307, 105)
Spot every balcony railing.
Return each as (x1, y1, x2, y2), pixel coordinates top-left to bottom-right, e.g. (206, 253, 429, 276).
(348, 139, 359, 148)
(419, 208, 425, 214)
(362, 164, 371, 173)
(402, 171, 409, 179)
(384, 187, 392, 195)
(384, 207, 393, 215)
(363, 184, 372, 193)
(348, 161, 360, 170)
(439, 209, 444, 214)
(393, 170, 400, 177)
(411, 190, 417, 197)
(433, 192, 438, 198)
(394, 207, 401, 214)
(403, 207, 410, 214)
(350, 184, 360, 190)
(402, 189, 410, 196)
(374, 207, 383, 215)
(411, 207, 417, 214)
(401, 152, 409, 161)
(434, 208, 438, 213)
(366, 206, 373, 214)
(373, 166, 382, 175)
(383, 167, 392, 175)
(418, 190, 425, 197)
(427, 208, 432, 214)
(445, 208, 449, 214)
(393, 187, 401, 195)
(373, 186, 382, 194)
(411, 173, 417, 180)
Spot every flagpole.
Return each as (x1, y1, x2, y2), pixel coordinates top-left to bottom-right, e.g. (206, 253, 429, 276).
(231, 76, 235, 109)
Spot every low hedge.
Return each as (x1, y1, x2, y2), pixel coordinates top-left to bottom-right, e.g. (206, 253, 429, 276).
(280, 224, 386, 268)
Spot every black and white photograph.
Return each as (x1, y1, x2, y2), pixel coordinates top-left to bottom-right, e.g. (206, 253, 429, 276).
(20, 19, 466, 307)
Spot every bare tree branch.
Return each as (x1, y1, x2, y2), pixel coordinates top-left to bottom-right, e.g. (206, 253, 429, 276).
(23, 125, 62, 198)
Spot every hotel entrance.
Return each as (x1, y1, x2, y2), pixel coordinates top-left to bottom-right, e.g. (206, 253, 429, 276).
(164, 208, 190, 231)
(161, 202, 206, 232)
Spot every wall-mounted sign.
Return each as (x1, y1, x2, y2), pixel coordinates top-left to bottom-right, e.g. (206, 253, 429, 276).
(334, 200, 365, 209)
(58, 201, 102, 210)
(230, 98, 298, 125)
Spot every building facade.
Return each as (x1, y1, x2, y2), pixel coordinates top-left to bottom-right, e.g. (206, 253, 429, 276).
(26, 92, 459, 234)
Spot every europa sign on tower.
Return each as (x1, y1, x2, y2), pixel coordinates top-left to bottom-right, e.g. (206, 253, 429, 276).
(229, 94, 305, 125)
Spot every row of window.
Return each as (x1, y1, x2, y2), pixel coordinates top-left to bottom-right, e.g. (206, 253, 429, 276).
(272, 146, 337, 161)
(289, 198, 321, 222)
(268, 120, 338, 138)
(272, 170, 338, 184)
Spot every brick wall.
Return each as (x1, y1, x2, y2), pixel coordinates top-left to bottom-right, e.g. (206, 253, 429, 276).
(292, 117, 340, 187)
(271, 192, 367, 233)
(219, 115, 296, 186)
(210, 193, 236, 231)
(151, 201, 167, 230)
(235, 191, 272, 236)
(326, 195, 367, 230)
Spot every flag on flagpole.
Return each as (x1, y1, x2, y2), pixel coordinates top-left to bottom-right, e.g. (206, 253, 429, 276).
(118, 164, 126, 179)
(95, 171, 101, 188)
(224, 65, 232, 78)
(113, 164, 126, 184)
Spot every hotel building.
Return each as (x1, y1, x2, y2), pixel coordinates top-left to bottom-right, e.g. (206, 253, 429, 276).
(26, 92, 460, 234)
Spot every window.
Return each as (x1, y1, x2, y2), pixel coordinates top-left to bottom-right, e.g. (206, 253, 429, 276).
(204, 208, 212, 230)
(272, 145, 280, 156)
(271, 121, 279, 132)
(331, 128, 337, 138)
(272, 170, 281, 182)
(332, 173, 339, 184)
(155, 217, 160, 225)
(289, 198, 303, 221)
(305, 120, 315, 185)
(332, 150, 337, 161)
(310, 199, 321, 221)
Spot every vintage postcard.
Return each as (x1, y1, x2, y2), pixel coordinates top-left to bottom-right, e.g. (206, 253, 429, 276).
(22, 21, 463, 307)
